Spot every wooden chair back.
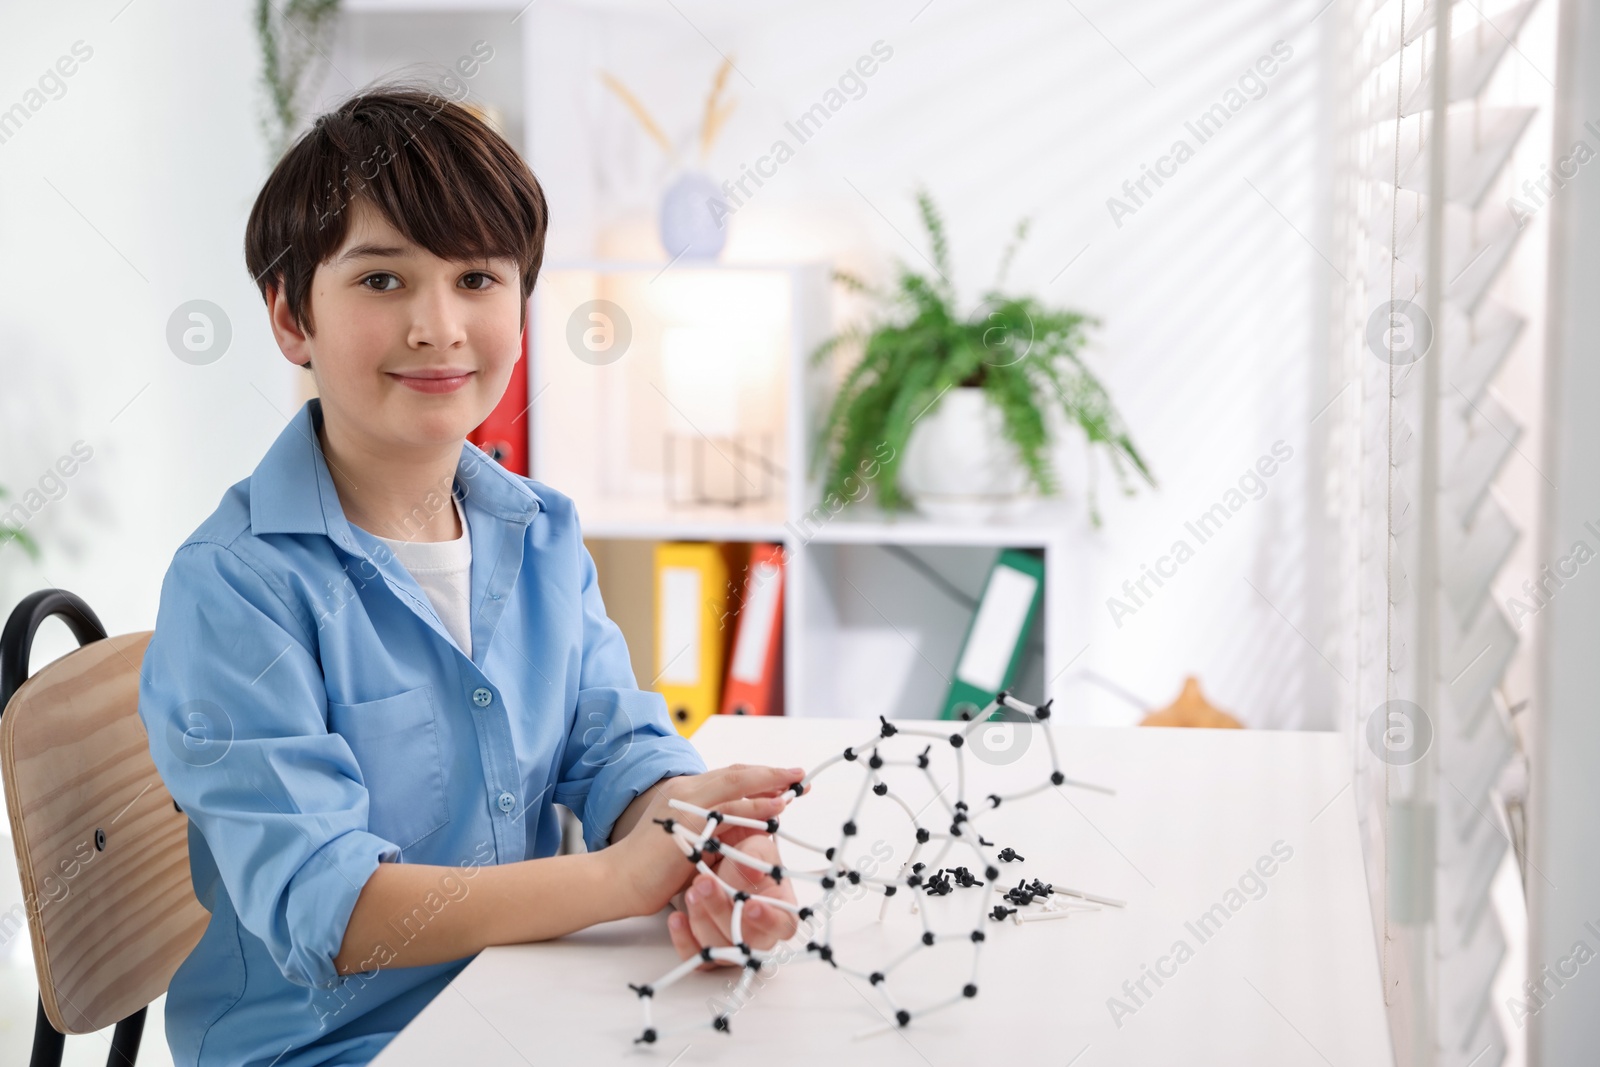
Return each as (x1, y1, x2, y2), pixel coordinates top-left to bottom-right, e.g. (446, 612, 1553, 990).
(1, 627, 207, 1036)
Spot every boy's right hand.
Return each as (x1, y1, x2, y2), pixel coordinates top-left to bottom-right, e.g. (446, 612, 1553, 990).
(604, 764, 808, 918)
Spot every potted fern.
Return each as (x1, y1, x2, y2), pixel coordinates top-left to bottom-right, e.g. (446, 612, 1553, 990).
(812, 189, 1154, 526)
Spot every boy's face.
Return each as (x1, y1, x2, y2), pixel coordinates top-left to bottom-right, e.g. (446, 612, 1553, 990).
(267, 198, 523, 454)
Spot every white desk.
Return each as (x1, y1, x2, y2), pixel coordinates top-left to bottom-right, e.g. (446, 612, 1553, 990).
(373, 718, 1393, 1066)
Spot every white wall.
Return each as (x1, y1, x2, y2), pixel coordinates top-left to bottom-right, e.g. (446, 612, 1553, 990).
(0, 0, 301, 663)
(525, 0, 1334, 727)
(0, 3, 291, 1060)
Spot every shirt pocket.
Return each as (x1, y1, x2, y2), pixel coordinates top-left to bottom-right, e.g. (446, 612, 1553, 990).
(326, 684, 450, 853)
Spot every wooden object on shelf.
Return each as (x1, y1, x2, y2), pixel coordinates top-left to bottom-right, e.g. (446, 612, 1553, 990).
(1139, 675, 1243, 729)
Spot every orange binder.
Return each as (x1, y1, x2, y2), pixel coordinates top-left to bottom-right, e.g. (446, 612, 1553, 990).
(720, 544, 785, 717)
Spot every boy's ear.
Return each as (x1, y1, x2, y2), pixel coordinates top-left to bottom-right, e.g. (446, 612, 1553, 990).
(264, 281, 312, 368)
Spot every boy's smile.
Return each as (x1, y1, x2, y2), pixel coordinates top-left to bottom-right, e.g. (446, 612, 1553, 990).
(387, 366, 476, 394)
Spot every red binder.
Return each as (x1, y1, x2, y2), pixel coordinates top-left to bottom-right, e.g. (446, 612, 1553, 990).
(720, 543, 785, 717)
(468, 324, 530, 475)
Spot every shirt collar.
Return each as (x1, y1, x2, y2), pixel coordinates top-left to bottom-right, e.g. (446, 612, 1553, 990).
(249, 396, 541, 542)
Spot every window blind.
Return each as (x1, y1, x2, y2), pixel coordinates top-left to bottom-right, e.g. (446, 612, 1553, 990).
(1326, 1, 1550, 1064)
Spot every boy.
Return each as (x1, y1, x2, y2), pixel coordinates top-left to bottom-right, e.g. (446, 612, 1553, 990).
(138, 86, 801, 1067)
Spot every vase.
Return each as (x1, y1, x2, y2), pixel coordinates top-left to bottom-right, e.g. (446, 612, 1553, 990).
(658, 171, 728, 260)
(900, 386, 1035, 521)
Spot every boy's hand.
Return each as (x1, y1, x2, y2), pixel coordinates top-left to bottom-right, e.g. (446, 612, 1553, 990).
(667, 828, 799, 970)
(605, 764, 808, 918)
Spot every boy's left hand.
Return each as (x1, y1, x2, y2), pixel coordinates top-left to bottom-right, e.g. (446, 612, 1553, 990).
(666, 827, 799, 969)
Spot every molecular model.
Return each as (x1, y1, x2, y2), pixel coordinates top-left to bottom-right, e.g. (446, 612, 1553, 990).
(627, 690, 1124, 1046)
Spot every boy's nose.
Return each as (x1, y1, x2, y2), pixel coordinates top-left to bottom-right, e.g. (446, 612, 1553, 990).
(407, 288, 470, 349)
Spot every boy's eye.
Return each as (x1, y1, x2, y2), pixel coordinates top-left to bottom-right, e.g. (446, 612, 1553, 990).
(361, 273, 400, 292)
(461, 272, 496, 290)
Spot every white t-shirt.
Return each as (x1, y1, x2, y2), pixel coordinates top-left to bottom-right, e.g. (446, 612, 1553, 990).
(371, 491, 473, 658)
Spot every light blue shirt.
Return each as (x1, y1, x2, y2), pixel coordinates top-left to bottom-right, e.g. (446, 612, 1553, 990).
(138, 396, 705, 1067)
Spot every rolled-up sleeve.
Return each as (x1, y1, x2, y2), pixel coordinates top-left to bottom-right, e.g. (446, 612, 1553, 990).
(138, 540, 399, 990)
(553, 539, 706, 853)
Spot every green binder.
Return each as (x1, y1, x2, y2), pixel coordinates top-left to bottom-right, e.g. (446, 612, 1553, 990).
(939, 548, 1045, 720)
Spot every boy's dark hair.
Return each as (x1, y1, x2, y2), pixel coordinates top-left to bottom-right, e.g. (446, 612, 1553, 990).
(244, 84, 547, 351)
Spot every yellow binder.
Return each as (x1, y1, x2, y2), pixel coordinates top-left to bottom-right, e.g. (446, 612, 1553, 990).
(652, 542, 732, 736)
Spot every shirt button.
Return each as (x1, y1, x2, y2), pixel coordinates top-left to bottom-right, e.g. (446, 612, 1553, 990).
(498, 791, 516, 813)
(472, 687, 493, 707)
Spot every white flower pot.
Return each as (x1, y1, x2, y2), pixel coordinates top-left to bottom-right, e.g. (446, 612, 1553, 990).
(900, 386, 1036, 521)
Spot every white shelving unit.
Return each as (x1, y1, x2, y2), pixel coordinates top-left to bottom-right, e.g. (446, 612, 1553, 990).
(530, 261, 1085, 722)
